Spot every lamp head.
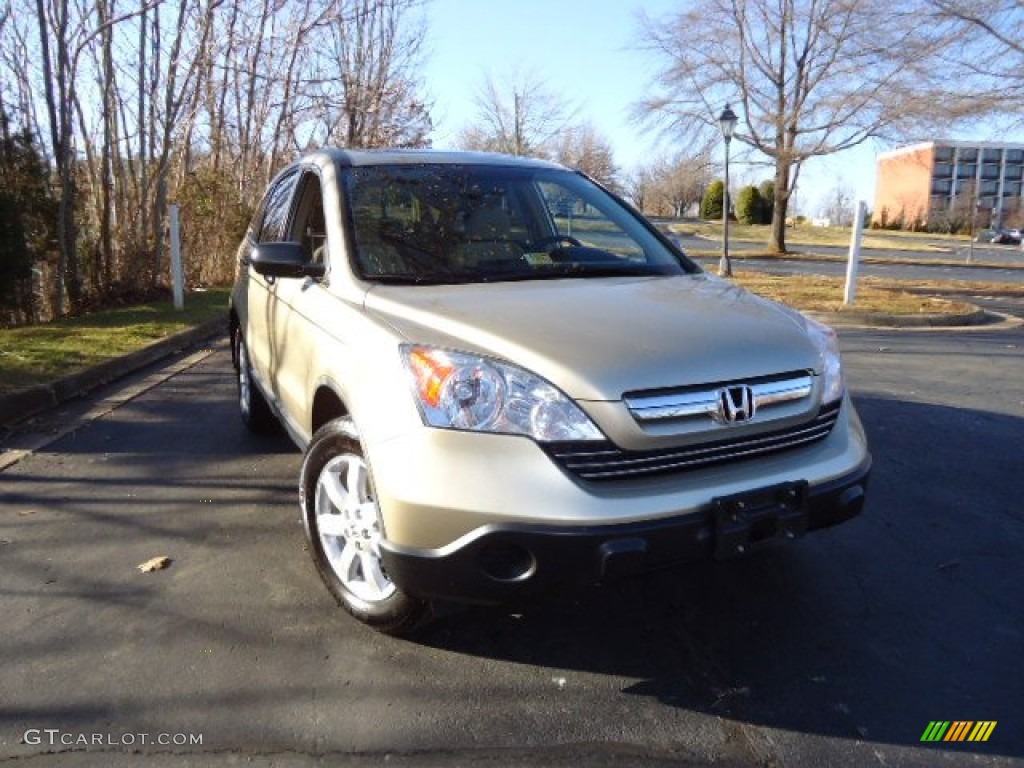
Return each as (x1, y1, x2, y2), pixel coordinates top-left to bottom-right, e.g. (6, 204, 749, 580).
(719, 105, 738, 141)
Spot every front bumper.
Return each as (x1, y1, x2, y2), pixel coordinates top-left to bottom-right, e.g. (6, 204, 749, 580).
(379, 455, 870, 604)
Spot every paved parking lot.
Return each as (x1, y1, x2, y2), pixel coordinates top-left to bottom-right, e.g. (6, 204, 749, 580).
(1, 320, 1021, 766)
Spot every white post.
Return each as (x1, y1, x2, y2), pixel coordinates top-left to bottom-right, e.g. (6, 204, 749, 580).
(169, 204, 184, 310)
(844, 201, 866, 305)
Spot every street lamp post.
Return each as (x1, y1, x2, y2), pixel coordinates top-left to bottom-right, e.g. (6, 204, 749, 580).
(718, 104, 738, 276)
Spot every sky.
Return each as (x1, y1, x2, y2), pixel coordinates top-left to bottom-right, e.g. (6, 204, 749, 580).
(421, 0, 881, 215)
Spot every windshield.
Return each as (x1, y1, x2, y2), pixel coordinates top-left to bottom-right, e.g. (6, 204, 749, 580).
(341, 164, 697, 284)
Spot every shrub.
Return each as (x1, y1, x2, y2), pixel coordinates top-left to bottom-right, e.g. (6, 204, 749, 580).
(700, 179, 725, 220)
(736, 185, 762, 225)
(0, 115, 58, 324)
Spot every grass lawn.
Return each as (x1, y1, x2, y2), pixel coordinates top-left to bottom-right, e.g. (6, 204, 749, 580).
(730, 272, 987, 315)
(0, 288, 229, 394)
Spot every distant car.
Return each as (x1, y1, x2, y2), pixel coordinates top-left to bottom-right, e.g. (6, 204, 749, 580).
(229, 148, 871, 634)
(991, 231, 1022, 245)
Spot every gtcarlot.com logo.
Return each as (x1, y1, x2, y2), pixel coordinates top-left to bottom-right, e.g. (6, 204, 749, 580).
(23, 729, 203, 747)
(921, 721, 997, 743)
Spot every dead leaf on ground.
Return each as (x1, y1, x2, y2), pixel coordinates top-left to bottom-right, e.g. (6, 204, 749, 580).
(138, 556, 173, 573)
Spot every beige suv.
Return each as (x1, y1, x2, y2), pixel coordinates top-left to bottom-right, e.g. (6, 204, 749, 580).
(229, 149, 871, 634)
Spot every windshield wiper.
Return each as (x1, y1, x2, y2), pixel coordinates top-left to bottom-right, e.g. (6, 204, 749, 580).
(530, 263, 666, 279)
(365, 272, 498, 286)
(363, 273, 444, 285)
(366, 264, 667, 285)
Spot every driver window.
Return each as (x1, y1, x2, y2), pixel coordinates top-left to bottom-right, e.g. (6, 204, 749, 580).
(291, 172, 328, 265)
(257, 169, 299, 243)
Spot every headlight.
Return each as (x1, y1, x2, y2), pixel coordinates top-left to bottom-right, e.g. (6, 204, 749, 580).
(401, 345, 603, 442)
(805, 316, 844, 404)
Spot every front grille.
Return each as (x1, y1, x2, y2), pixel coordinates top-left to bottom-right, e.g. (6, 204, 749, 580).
(624, 371, 813, 424)
(544, 401, 841, 481)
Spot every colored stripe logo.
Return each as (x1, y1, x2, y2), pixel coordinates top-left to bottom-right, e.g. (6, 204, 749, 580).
(921, 721, 997, 742)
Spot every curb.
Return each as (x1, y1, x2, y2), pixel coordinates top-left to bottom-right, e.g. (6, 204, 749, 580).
(808, 306, 992, 329)
(0, 318, 226, 429)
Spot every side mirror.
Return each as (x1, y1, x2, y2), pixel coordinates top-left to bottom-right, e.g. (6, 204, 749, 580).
(250, 242, 326, 279)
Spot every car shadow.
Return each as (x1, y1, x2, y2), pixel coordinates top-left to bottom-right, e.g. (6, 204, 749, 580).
(411, 394, 1023, 757)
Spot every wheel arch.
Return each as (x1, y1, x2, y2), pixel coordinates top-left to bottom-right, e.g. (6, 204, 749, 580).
(311, 383, 349, 436)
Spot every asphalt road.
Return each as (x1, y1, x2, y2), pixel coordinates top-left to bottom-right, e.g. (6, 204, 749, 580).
(1, 320, 1022, 767)
(666, 228, 1024, 285)
(658, 223, 1024, 265)
(708, 256, 1024, 285)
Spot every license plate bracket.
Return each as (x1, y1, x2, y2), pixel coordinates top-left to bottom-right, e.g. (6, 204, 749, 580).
(712, 480, 809, 560)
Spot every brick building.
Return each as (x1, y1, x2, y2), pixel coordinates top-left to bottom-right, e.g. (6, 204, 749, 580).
(873, 141, 1024, 230)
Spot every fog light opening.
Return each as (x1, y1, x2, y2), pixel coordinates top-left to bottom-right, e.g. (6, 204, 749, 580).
(479, 542, 536, 583)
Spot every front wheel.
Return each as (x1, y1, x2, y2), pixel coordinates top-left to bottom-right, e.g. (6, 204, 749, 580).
(300, 418, 427, 634)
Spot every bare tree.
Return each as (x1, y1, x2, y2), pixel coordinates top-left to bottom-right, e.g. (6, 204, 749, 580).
(635, 0, 977, 253)
(22, 0, 162, 314)
(622, 164, 655, 213)
(925, 0, 1024, 110)
(627, 149, 714, 218)
(324, 0, 430, 149)
(0, 0, 435, 320)
(0, 2, 9, 126)
(458, 72, 574, 158)
(0, 5, 40, 139)
(33, 0, 78, 315)
(655, 150, 714, 218)
(820, 183, 854, 227)
(555, 123, 618, 189)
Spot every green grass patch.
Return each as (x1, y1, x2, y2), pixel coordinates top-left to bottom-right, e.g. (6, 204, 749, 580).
(0, 288, 229, 394)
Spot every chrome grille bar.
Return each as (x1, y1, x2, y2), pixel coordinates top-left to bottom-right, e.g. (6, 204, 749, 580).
(625, 373, 813, 423)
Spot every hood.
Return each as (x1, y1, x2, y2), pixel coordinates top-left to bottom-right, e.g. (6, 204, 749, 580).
(363, 273, 820, 401)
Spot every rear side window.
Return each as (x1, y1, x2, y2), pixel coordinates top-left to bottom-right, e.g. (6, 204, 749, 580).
(257, 169, 299, 243)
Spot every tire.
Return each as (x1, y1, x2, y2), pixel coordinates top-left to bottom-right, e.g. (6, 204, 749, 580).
(300, 417, 427, 634)
(234, 329, 277, 434)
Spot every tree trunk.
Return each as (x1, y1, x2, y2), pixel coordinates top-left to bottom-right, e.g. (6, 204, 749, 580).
(99, 0, 115, 290)
(769, 160, 791, 254)
(35, 0, 81, 315)
(138, 0, 148, 262)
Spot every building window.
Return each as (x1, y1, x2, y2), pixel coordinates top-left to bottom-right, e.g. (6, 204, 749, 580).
(957, 147, 978, 162)
(929, 195, 949, 211)
(1003, 182, 1022, 197)
(933, 162, 953, 177)
(957, 164, 977, 179)
(931, 179, 952, 195)
(1005, 165, 1023, 181)
(981, 181, 998, 196)
(1006, 149, 1024, 163)
(934, 146, 954, 162)
(982, 148, 1003, 163)
(981, 164, 1001, 180)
